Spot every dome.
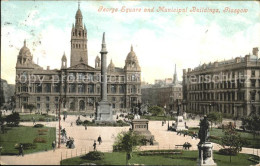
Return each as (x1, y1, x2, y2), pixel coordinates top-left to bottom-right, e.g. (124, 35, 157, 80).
(19, 40, 31, 57)
(75, 9, 82, 18)
(126, 45, 138, 62)
(108, 59, 115, 71)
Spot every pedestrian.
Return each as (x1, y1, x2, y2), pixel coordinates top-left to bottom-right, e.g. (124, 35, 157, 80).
(52, 141, 56, 151)
(63, 116, 65, 122)
(85, 125, 87, 130)
(162, 121, 164, 126)
(97, 135, 102, 145)
(19, 144, 24, 156)
(71, 122, 73, 127)
(93, 141, 97, 151)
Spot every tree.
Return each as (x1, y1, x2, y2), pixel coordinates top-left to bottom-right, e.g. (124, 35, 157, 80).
(113, 131, 143, 165)
(241, 110, 260, 138)
(5, 112, 20, 127)
(221, 123, 247, 163)
(207, 112, 222, 130)
(148, 106, 165, 116)
(24, 104, 36, 114)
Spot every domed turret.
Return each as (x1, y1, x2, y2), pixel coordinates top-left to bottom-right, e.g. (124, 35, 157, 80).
(61, 52, 67, 69)
(16, 40, 33, 66)
(126, 45, 138, 62)
(124, 45, 140, 71)
(18, 40, 32, 57)
(108, 59, 115, 72)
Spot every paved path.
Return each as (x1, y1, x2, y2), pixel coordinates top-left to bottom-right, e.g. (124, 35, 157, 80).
(0, 115, 259, 165)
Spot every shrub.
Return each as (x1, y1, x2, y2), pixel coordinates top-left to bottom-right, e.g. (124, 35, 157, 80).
(34, 124, 44, 128)
(39, 118, 45, 121)
(209, 135, 220, 140)
(82, 151, 104, 160)
(15, 143, 37, 150)
(33, 137, 47, 143)
(38, 132, 46, 135)
(219, 148, 237, 156)
(76, 119, 83, 125)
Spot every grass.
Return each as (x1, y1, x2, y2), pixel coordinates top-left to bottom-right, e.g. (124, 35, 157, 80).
(19, 114, 56, 122)
(0, 126, 56, 155)
(61, 150, 257, 166)
(184, 128, 260, 148)
(141, 115, 176, 121)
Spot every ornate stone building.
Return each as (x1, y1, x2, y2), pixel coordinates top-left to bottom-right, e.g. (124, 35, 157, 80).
(15, 5, 141, 113)
(141, 64, 182, 111)
(183, 48, 260, 117)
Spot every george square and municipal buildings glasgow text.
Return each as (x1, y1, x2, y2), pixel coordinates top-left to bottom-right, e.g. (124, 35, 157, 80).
(15, 5, 141, 114)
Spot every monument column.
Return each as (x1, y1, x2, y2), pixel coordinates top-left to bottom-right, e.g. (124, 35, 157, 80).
(101, 32, 108, 102)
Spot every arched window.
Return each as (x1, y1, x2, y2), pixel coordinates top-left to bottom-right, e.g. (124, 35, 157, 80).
(73, 44, 75, 48)
(79, 44, 81, 48)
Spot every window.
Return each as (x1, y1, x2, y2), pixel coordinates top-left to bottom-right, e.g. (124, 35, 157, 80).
(37, 104, 40, 109)
(55, 104, 58, 109)
(119, 85, 125, 93)
(45, 84, 51, 93)
(120, 97, 124, 102)
(252, 70, 255, 77)
(46, 104, 50, 109)
(78, 73, 85, 81)
(69, 84, 76, 93)
(36, 84, 42, 93)
(120, 103, 124, 108)
(112, 103, 115, 108)
(54, 84, 60, 93)
(112, 97, 116, 101)
(37, 97, 41, 101)
(68, 73, 76, 81)
(55, 97, 59, 102)
(46, 97, 50, 102)
(251, 80, 256, 87)
(88, 98, 94, 106)
(111, 85, 116, 93)
(87, 84, 94, 93)
(78, 84, 85, 93)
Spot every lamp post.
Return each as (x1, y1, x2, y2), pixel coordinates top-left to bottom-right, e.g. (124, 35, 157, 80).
(58, 97, 65, 148)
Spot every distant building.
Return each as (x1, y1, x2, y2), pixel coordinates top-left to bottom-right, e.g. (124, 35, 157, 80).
(141, 64, 182, 111)
(183, 47, 260, 117)
(15, 4, 141, 113)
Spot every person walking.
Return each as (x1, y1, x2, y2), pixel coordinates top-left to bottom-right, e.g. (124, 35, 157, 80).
(70, 122, 73, 127)
(97, 135, 102, 145)
(52, 141, 56, 152)
(85, 124, 87, 130)
(19, 144, 24, 156)
(93, 141, 97, 151)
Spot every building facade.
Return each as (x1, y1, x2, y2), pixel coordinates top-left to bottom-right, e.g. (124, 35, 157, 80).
(183, 48, 260, 117)
(15, 5, 141, 113)
(141, 64, 182, 111)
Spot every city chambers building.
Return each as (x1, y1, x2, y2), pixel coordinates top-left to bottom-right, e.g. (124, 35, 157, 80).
(15, 5, 141, 113)
(182, 48, 260, 117)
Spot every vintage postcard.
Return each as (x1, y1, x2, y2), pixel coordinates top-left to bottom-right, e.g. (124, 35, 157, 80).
(0, 0, 260, 165)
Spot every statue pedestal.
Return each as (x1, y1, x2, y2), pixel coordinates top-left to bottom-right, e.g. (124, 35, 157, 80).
(197, 142, 217, 166)
(95, 101, 114, 123)
(174, 116, 187, 131)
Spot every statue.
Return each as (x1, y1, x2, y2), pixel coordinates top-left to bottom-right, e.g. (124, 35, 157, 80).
(198, 116, 210, 144)
(176, 100, 182, 116)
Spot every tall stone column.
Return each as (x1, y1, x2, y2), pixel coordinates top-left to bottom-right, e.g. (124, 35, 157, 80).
(100, 32, 108, 102)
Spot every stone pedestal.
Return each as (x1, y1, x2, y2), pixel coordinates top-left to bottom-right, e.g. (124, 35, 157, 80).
(197, 142, 217, 166)
(174, 116, 187, 131)
(95, 101, 114, 123)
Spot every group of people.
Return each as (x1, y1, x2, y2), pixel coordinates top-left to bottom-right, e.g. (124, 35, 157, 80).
(93, 135, 102, 151)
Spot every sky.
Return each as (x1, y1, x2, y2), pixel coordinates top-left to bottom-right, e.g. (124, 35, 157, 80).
(1, 1, 260, 84)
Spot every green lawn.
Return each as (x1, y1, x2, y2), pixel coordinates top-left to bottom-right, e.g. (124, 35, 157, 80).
(61, 150, 257, 166)
(19, 114, 56, 122)
(141, 115, 176, 121)
(184, 128, 260, 148)
(0, 126, 56, 155)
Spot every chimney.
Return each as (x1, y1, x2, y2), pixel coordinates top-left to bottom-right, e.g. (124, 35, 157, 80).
(253, 47, 259, 56)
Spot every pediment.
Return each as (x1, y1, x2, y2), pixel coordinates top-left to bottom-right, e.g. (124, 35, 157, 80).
(68, 63, 97, 71)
